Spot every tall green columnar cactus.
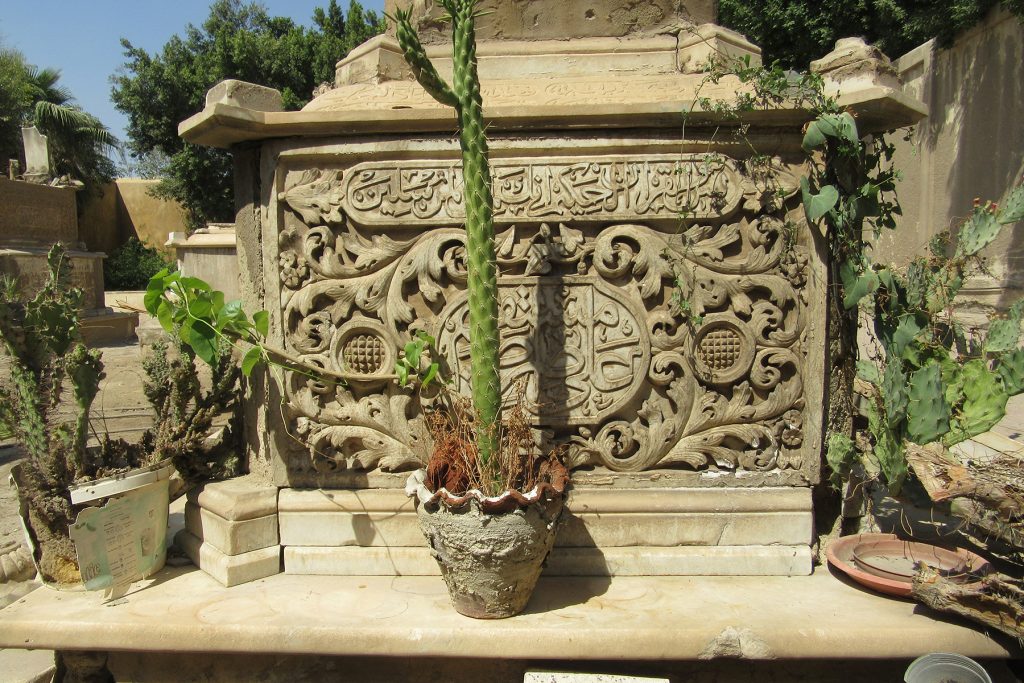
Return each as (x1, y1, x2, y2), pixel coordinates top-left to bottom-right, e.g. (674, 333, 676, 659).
(394, 1, 502, 468)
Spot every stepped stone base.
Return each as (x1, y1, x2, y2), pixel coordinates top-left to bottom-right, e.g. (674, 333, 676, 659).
(178, 478, 280, 586)
(279, 486, 813, 577)
(176, 530, 281, 587)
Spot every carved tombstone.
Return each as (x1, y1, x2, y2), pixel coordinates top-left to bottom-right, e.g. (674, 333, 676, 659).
(180, 1, 924, 576)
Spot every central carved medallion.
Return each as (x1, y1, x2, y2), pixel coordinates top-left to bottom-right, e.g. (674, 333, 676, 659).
(436, 276, 650, 426)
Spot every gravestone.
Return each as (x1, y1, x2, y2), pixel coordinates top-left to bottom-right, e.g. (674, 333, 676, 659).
(0, 177, 136, 344)
(178, 0, 925, 581)
(20, 126, 50, 184)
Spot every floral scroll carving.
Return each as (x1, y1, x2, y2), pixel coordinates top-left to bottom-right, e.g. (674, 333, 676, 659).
(273, 153, 816, 482)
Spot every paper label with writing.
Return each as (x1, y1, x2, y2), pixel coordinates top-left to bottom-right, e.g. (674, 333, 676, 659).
(69, 480, 168, 591)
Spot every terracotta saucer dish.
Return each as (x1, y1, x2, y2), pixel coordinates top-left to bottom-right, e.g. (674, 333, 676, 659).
(826, 533, 991, 597)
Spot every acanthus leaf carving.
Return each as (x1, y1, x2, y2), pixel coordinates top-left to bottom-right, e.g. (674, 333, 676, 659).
(273, 152, 818, 481)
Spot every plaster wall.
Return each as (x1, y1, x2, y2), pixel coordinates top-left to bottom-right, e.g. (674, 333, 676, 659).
(884, 8, 1024, 310)
(79, 179, 188, 255)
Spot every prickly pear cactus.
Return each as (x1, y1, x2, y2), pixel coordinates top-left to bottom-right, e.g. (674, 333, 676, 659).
(957, 206, 1002, 257)
(394, 1, 502, 468)
(906, 364, 951, 445)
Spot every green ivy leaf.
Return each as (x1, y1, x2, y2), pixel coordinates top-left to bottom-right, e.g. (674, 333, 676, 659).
(178, 276, 212, 293)
(188, 319, 218, 366)
(156, 299, 174, 332)
(253, 310, 269, 338)
(801, 179, 840, 225)
(241, 346, 262, 377)
(395, 362, 409, 387)
(421, 363, 439, 389)
(802, 120, 828, 151)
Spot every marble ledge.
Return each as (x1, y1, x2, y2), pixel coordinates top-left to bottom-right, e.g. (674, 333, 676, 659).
(0, 566, 1017, 661)
(179, 83, 925, 149)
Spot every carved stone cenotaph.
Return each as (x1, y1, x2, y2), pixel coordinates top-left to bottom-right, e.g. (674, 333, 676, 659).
(177, 0, 924, 582)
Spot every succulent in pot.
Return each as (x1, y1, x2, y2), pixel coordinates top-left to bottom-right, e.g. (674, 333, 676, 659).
(1, 245, 241, 588)
(391, 0, 569, 618)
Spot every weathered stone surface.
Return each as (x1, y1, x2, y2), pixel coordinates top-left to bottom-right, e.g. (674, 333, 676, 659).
(677, 24, 761, 73)
(175, 530, 281, 587)
(167, 224, 239, 301)
(279, 511, 425, 547)
(384, 0, 717, 44)
(184, 503, 278, 556)
(283, 545, 813, 576)
(0, 249, 103, 310)
(271, 138, 821, 487)
(0, 178, 78, 247)
(187, 476, 278, 522)
(205, 79, 283, 112)
(1, 568, 1015, 659)
(20, 127, 50, 182)
(811, 37, 901, 95)
(279, 509, 811, 548)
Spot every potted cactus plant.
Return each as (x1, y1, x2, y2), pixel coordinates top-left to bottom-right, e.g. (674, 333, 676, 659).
(392, 0, 569, 618)
(2, 244, 241, 589)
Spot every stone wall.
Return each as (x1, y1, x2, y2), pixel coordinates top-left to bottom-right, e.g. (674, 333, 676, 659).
(0, 177, 78, 247)
(78, 178, 188, 255)
(883, 8, 1024, 312)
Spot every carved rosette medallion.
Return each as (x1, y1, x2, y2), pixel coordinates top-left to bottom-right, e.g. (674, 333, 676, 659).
(274, 151, 817, 482)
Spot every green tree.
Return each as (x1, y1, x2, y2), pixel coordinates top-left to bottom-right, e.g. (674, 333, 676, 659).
(0, 43, 117, 194)
(719, 0, 1024, 68)
(112, 0, 384, 229)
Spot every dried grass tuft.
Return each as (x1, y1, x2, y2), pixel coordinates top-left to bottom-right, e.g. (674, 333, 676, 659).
(424, 380, 560, 497)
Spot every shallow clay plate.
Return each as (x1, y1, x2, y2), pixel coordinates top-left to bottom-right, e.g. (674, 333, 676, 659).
(826, 533, 991, 598)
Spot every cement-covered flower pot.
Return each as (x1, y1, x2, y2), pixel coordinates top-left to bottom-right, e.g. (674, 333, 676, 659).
(406, 468, 567, 619)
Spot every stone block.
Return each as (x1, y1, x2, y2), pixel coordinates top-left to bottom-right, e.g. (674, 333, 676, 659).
(205, 80, 283, 112)
(0, 248, 104, 310)
(282, 544, 812, 576)
(278, 487, 813, 549)
(333, 36, 411, 87)
(184, 503, 278, 556)
(284, 546, 438, 576)
(0, 178, 77, 246)
(175, 530, 281, 587)
(677, 24, 761, 73)
(546, 546, 812, 576)
(80, 310, 139, 346)
(279, 511, 425, 547)
(559, 512, 812, 547)
(188, 477, 278, 522)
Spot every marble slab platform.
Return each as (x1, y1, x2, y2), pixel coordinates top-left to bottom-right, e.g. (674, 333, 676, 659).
(0, 567, 1017, 661)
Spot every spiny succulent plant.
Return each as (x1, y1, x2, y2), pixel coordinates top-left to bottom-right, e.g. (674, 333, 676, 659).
(393, 1, 502, 473)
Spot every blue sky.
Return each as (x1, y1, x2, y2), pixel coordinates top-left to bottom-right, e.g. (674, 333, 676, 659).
(0, 0, 387, 149)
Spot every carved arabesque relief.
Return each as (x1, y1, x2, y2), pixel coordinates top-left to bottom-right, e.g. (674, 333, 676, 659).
(274, 153, 814, 480)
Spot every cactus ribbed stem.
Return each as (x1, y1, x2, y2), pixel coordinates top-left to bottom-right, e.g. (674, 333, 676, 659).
(395, 1, 502, 468)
